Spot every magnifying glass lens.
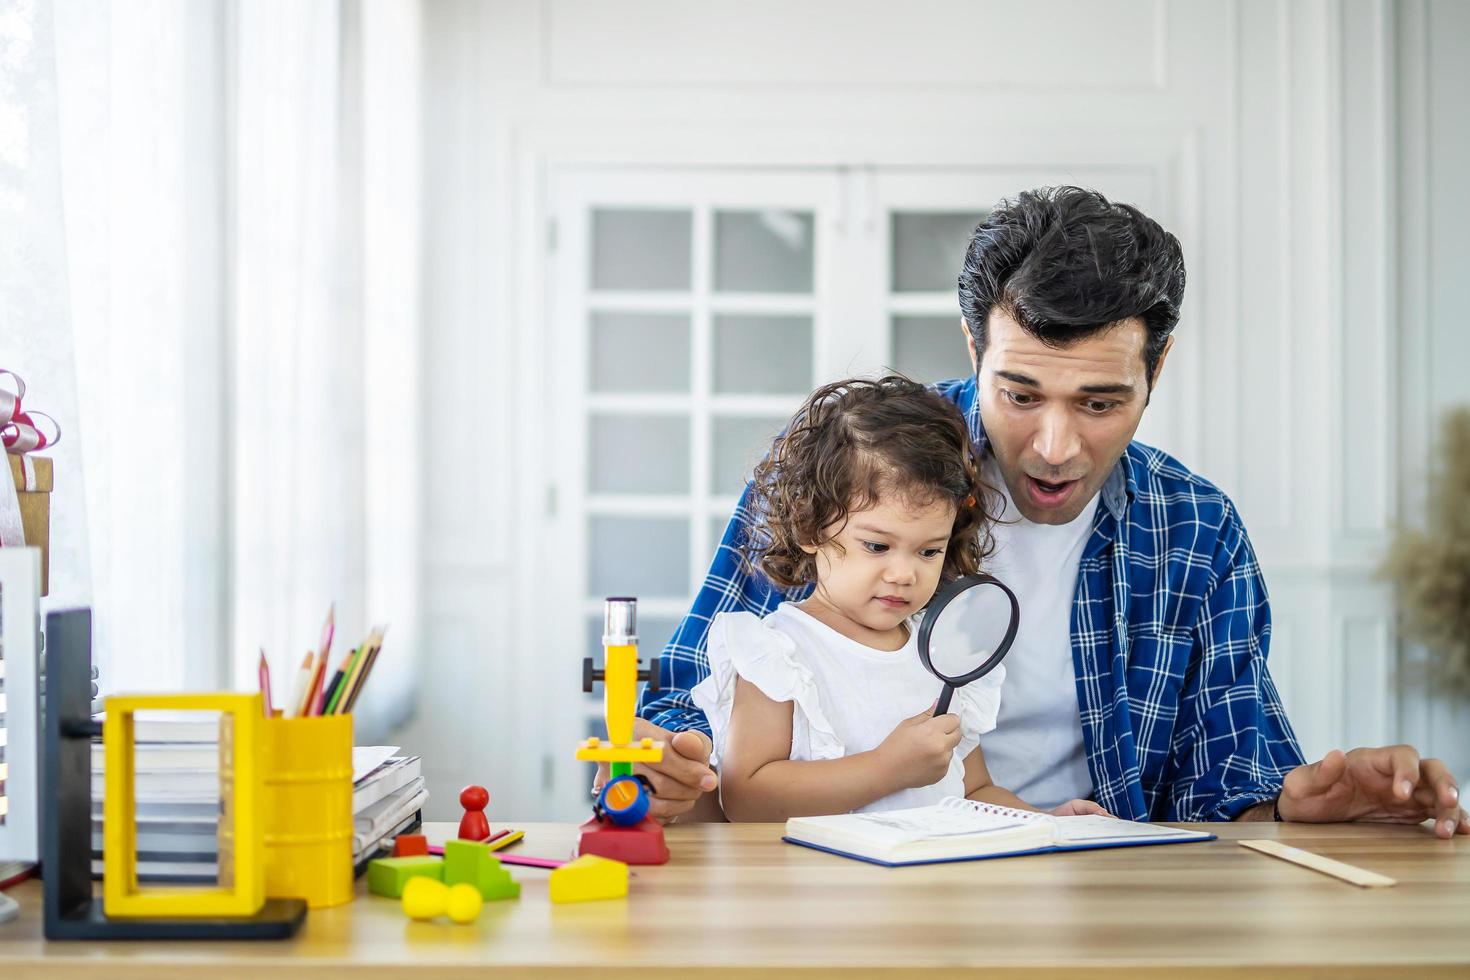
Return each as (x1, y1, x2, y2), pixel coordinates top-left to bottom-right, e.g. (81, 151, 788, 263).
(925, 581, 1014, 683)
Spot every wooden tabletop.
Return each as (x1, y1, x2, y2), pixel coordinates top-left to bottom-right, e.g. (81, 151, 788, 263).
(1, 819, 1466, 978)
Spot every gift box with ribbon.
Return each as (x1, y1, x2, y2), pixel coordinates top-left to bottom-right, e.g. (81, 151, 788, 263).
(2, 369, 58, 595)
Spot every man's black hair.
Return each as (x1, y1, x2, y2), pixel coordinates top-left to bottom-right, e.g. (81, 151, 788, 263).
(957, 186, 1186, 386)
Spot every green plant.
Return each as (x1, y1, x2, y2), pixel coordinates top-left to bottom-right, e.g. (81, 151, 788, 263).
(1380, 406, 1470, 696)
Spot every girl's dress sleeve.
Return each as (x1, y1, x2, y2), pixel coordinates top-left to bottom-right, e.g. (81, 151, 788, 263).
(690, 611, 845, 768)
(952, 662, 1006, 760)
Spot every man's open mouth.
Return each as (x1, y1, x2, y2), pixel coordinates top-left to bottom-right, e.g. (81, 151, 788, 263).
(1025, 474, 1080, 509)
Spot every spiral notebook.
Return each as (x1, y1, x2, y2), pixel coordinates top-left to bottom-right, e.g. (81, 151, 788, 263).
(783, 797, 1214, 866)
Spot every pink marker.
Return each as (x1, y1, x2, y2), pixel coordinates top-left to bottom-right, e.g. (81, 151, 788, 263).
(427, 839, 564, 869)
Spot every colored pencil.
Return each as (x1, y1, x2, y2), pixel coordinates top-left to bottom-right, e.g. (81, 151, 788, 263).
(486, 831, 524, 852)
(302, 651, 328, 717)
(258, 650, 273, 717)
(286, 651, 314, 718)
(496, 854, 563, 870)
(323, 645, 362, 715)
(428, 836, 546, 865)
(322, 639, 360, 714)
(335, 634, 376, 714)
(311, 605, 336, 715)
(294, 652, 316, 717)
(320, 668, 344, 714)
(340, 626, 387, 714)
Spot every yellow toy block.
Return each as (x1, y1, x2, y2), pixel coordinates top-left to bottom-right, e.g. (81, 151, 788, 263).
(402, 876, 447, 920)
(445, 884, 483, 924)
(103, 693, 266, 919)
(401, 878, 483, 924)
(574, 738, 665, 764)
(548, 854, 629, 904)
(602, 645, 639, 745)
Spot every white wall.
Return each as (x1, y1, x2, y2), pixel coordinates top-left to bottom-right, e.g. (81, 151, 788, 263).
(1394, 0, 1470, 775)
(408, 0, 1470, 818)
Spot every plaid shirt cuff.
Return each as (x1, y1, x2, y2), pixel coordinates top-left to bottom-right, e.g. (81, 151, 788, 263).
(1207, 787, 1284, 822)
(646, 706, 714, 741)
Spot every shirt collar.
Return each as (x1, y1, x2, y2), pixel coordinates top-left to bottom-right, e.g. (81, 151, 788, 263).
(1100, 452, 1135, 521)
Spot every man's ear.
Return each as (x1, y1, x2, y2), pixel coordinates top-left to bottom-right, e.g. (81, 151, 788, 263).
(1150, 335, 1176, 389)
(962, 319, 979, 374)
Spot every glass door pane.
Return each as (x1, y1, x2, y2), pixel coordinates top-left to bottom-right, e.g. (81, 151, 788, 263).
(589, 311, 691, 393)
(587, 415, 690, 495)
(713, 210, 815, 293)
(710, 415, 785, 495)
(591, 209, 692, 290)
(712, 314, 813, 395)
(891, 313, 971, 385)
(890, 211, 987, 293)
(887, 210, 986, 385)
(550, 169, 835, 819)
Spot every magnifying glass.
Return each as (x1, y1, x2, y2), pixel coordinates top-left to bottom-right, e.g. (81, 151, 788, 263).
(916, 573, 1020, 716)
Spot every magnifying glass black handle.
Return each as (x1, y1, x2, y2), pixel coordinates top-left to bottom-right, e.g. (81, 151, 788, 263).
(935, 685, 956, 717)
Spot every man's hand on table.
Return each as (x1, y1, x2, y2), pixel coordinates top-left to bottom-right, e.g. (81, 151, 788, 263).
(590, 718, 719, 824)
(1275, 746, 1469, 839)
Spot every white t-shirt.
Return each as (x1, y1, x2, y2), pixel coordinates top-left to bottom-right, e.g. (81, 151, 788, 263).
(977, 459, 1099, 809)
(690, 602, 1005, 814)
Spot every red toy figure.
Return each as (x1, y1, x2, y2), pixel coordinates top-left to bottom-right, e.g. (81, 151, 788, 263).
(457, 785, 491, 841)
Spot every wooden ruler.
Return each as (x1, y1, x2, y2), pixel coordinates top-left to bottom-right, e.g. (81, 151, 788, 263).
(1239, 839, 1397, 888)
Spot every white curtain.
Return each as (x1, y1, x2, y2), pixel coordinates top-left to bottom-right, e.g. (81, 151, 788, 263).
(4, 0, 421, 738)
(231, 0, 421, 739)
(51, 0, 226, 691)
(2, 0, 93, 669)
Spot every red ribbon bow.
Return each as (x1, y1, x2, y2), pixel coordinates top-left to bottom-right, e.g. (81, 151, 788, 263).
(1, 369, 60, 550)
(1, 369, 60, 454)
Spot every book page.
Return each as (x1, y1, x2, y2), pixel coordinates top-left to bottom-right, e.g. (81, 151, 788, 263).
(1051, 814, 1211, 845)
(788, 797, 1046, 849)
(851, 803, 1034, 840)
(352, 745, 401, 783)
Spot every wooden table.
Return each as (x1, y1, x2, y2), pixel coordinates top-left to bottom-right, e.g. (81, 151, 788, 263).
(1, 820, 1466, 977)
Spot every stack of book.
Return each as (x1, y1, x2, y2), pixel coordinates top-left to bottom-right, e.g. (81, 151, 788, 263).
(89, 712, 426, 881)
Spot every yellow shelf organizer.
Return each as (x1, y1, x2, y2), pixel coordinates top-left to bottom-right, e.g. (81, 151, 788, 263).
(102, 693, 266, 918)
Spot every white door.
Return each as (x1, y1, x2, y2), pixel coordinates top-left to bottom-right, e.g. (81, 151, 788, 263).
(544, 169, 841, 816)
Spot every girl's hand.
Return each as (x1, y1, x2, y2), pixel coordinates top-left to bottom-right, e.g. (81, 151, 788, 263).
(1050, 798, 1113, 817)
(590, 720, 719, 824)
(875, 706, 962, 790)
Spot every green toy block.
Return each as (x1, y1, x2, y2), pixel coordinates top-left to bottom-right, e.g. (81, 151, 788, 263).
(442, 839, 487, 887)
(476, 855, 520, 902)
(367, 855, 444, 898)
(443, 838, 520, 901)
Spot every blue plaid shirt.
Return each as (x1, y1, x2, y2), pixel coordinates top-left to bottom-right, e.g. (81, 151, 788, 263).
(639, 375, 1306, 821)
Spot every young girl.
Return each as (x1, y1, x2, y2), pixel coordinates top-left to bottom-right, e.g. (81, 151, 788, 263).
(692, 376, 1108, 820)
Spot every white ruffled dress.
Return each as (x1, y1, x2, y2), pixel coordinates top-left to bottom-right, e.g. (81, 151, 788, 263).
(691, 602, 1005, 814)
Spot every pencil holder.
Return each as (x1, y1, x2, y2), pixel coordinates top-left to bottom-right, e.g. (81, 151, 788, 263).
(261, 714, 355, 908)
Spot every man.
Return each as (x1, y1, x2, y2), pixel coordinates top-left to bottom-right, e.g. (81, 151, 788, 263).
(614, 186, 1467, 836)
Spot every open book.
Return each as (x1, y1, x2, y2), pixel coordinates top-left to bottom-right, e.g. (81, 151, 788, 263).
(784, 797, 1214, 866)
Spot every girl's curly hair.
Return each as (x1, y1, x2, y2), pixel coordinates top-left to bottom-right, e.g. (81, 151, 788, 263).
(742, 375, 998, 590)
